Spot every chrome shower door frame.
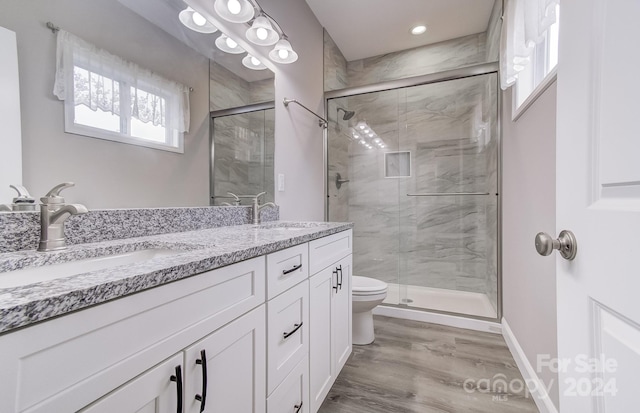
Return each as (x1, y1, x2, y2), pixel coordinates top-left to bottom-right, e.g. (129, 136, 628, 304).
(323, 62, 503, 323)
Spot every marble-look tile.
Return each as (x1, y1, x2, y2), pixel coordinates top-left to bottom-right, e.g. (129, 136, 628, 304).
(0, 206, 279, 253)
(347, 33, 488, 88)
(0, 221, 352, 333)
(324, 29, 349, 91)
(486, 0, 503, 62)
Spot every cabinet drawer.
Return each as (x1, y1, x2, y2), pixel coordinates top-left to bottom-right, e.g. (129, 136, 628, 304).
(267, 355, 308, 413)
(308, 230, 352, 275)
(267, 280, 309, 395)
(0, 257, 265, 413)
(267, 243, 309, 299)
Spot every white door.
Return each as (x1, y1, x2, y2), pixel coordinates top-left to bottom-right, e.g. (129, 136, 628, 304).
(184, 305, 266, 413)
(555, 0, 640, 411)
(79, 354, 182, 413)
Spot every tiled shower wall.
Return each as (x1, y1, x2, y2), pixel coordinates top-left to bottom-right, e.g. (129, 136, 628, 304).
(325, 4, 502, 311)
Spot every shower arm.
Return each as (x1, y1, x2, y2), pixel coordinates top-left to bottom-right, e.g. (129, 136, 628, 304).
(283, 98, 328, 129)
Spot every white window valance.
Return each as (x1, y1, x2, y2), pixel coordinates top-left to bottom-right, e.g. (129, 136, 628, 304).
(500, 0, 559, 90)
(53, 30, 190, 133)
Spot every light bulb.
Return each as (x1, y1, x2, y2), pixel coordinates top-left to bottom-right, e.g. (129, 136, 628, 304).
(227, 0, 241, 15)
(359, 125, 365, 130)
(364, 129, 370, 133)
(256, 27, 268, 40)
(368, 133, 374, 137)
(278, 49, 289, 59)
(250, 56, 260, 66)
(226, 37, 238, 48)
(192, 12, 207, 26)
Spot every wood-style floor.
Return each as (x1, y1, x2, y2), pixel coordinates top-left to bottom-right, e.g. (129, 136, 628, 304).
(318, 316, 539, 413)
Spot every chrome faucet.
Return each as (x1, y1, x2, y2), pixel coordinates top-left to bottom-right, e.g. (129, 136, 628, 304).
(38, 182, 88, 252)
(227, 192, 241, 206)
(252, 192, 275, 225)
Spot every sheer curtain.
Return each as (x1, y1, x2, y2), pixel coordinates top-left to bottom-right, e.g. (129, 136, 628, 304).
(53, 30, 190, 133)
(500, 0, 559, 90)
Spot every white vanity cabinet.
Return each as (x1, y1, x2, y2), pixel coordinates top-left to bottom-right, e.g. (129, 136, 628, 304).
(0, 228, 353, 413)
(308, 231, 353, 413)
(0, 256, 266, 413)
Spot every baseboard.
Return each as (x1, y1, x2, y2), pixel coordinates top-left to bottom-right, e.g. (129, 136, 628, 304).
(501, 318, 559, 413)
(373, 305, 502, 334)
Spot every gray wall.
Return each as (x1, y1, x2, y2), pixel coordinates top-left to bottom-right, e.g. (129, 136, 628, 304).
(0, 0, 211, 209)
(502, 82, 559, 408)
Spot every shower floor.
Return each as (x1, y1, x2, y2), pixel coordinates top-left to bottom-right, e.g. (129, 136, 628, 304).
(384, 283, 497, 318)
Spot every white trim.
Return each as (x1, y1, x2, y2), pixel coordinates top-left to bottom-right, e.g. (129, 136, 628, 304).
(373, 306, 502, 334)
(512, 68, 557, 122)
(502, 318, 559, 413)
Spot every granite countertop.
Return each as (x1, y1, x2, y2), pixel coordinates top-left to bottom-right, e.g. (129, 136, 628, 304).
(0, 221, 353, 334)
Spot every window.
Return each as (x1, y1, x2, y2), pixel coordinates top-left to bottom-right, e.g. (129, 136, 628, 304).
(500, 0, 560, 118)
(514, 4, 560, 109)
(53, 30, 189, 153)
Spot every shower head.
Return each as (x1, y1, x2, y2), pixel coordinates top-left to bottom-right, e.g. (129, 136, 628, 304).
(337, 107, 356, 121)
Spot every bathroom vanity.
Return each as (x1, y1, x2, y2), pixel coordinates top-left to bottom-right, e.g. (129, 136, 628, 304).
(0, 221, 352, 413)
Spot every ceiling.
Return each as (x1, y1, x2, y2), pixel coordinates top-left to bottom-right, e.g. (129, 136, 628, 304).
(305, 0, 496, 61)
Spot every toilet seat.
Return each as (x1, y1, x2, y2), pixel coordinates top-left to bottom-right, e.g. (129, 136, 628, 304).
(352, 276, 387, 296)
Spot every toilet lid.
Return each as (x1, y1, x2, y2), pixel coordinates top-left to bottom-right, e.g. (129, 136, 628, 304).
(352, 276, 388, 293)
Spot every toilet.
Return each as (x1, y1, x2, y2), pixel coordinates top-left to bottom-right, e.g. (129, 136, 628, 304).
(352, 276, 388, 345)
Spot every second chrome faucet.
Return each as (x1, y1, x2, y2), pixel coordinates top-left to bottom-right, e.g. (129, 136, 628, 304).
(252, 192, 275, 225)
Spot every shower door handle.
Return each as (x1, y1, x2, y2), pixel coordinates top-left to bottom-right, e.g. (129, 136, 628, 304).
(535, 230, 578, 260)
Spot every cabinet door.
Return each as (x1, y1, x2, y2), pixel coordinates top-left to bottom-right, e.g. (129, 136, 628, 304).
(267, 280, 309, 395)
(79, 354, 182, 413)
(267, 355, 308, 413)
(332, 255, 352, 373)
(184, 305, 266, 413)
(308, 266, 335, 413)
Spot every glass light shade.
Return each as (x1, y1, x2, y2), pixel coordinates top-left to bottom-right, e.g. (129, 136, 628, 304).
(179, 7, 218, 34)
(242, 54, 267, 70)
(215, 34, 245, 54)
(214, 0, 255, 23)
(246, 16, 279, 46)
(268, 38, 298, 64)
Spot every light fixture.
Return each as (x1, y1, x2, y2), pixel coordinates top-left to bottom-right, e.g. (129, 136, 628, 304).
(215, 33, 245, 54)
(269, 37, 298, 64)
(179, 7, 218, 34)
(214, 0, 255, 23)
(411, 25, 427, 35)
(246, 15, 279, 46)
(242, 54, 267, 70)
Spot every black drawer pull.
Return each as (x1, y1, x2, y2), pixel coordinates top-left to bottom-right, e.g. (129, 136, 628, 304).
(195, 349, 207, 412)
(283, 322, 303, 339)
(169, 365, 183, 413)
(294, 401, 303, 413)
(283, 264, 302, 275)
(332, 270, 339, 292)
(336, 265, 343, 290)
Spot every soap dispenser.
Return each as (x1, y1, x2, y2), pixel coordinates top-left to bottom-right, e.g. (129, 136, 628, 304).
(0, 185, 37, 212)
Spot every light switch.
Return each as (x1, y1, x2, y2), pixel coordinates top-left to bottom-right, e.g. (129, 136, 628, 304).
(278, 174, 285, 191)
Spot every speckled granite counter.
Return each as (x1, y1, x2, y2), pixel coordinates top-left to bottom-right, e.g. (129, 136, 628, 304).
(0, 221, 352, 334)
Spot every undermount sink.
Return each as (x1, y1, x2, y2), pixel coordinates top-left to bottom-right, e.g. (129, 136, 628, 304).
(253, 222, 331, 231)
(0, 248, 185, 289)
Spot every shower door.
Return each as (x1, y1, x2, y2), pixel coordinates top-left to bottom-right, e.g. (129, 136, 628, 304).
(326, 69, 499, 320)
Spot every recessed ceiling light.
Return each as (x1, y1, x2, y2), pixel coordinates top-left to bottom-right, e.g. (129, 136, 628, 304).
(411, 25, 427, 35)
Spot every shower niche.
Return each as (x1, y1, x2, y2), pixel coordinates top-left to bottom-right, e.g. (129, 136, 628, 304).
(326, 67, 500, 320)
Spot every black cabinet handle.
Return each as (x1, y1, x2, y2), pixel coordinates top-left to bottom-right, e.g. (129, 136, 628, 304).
(195, 349, 208, 412)
(294, 401, 303, 413)
(336, 265, 343, 290)
(332, 270, 339, 292)
(283, 322, 303, 339)
(169, 365, 183, 413)
(282, 263, 302, 275)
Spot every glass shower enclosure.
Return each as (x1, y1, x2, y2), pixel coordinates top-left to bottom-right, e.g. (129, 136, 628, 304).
(326, 65, 500, 320)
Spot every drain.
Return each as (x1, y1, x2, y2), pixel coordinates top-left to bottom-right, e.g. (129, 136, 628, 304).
(401, 298, 414, 304)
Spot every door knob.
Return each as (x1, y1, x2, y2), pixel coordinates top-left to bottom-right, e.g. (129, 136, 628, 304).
(535, 230, 578, 260)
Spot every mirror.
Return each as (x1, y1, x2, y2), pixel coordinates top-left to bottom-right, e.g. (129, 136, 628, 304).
(0, 0, 274, 209)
